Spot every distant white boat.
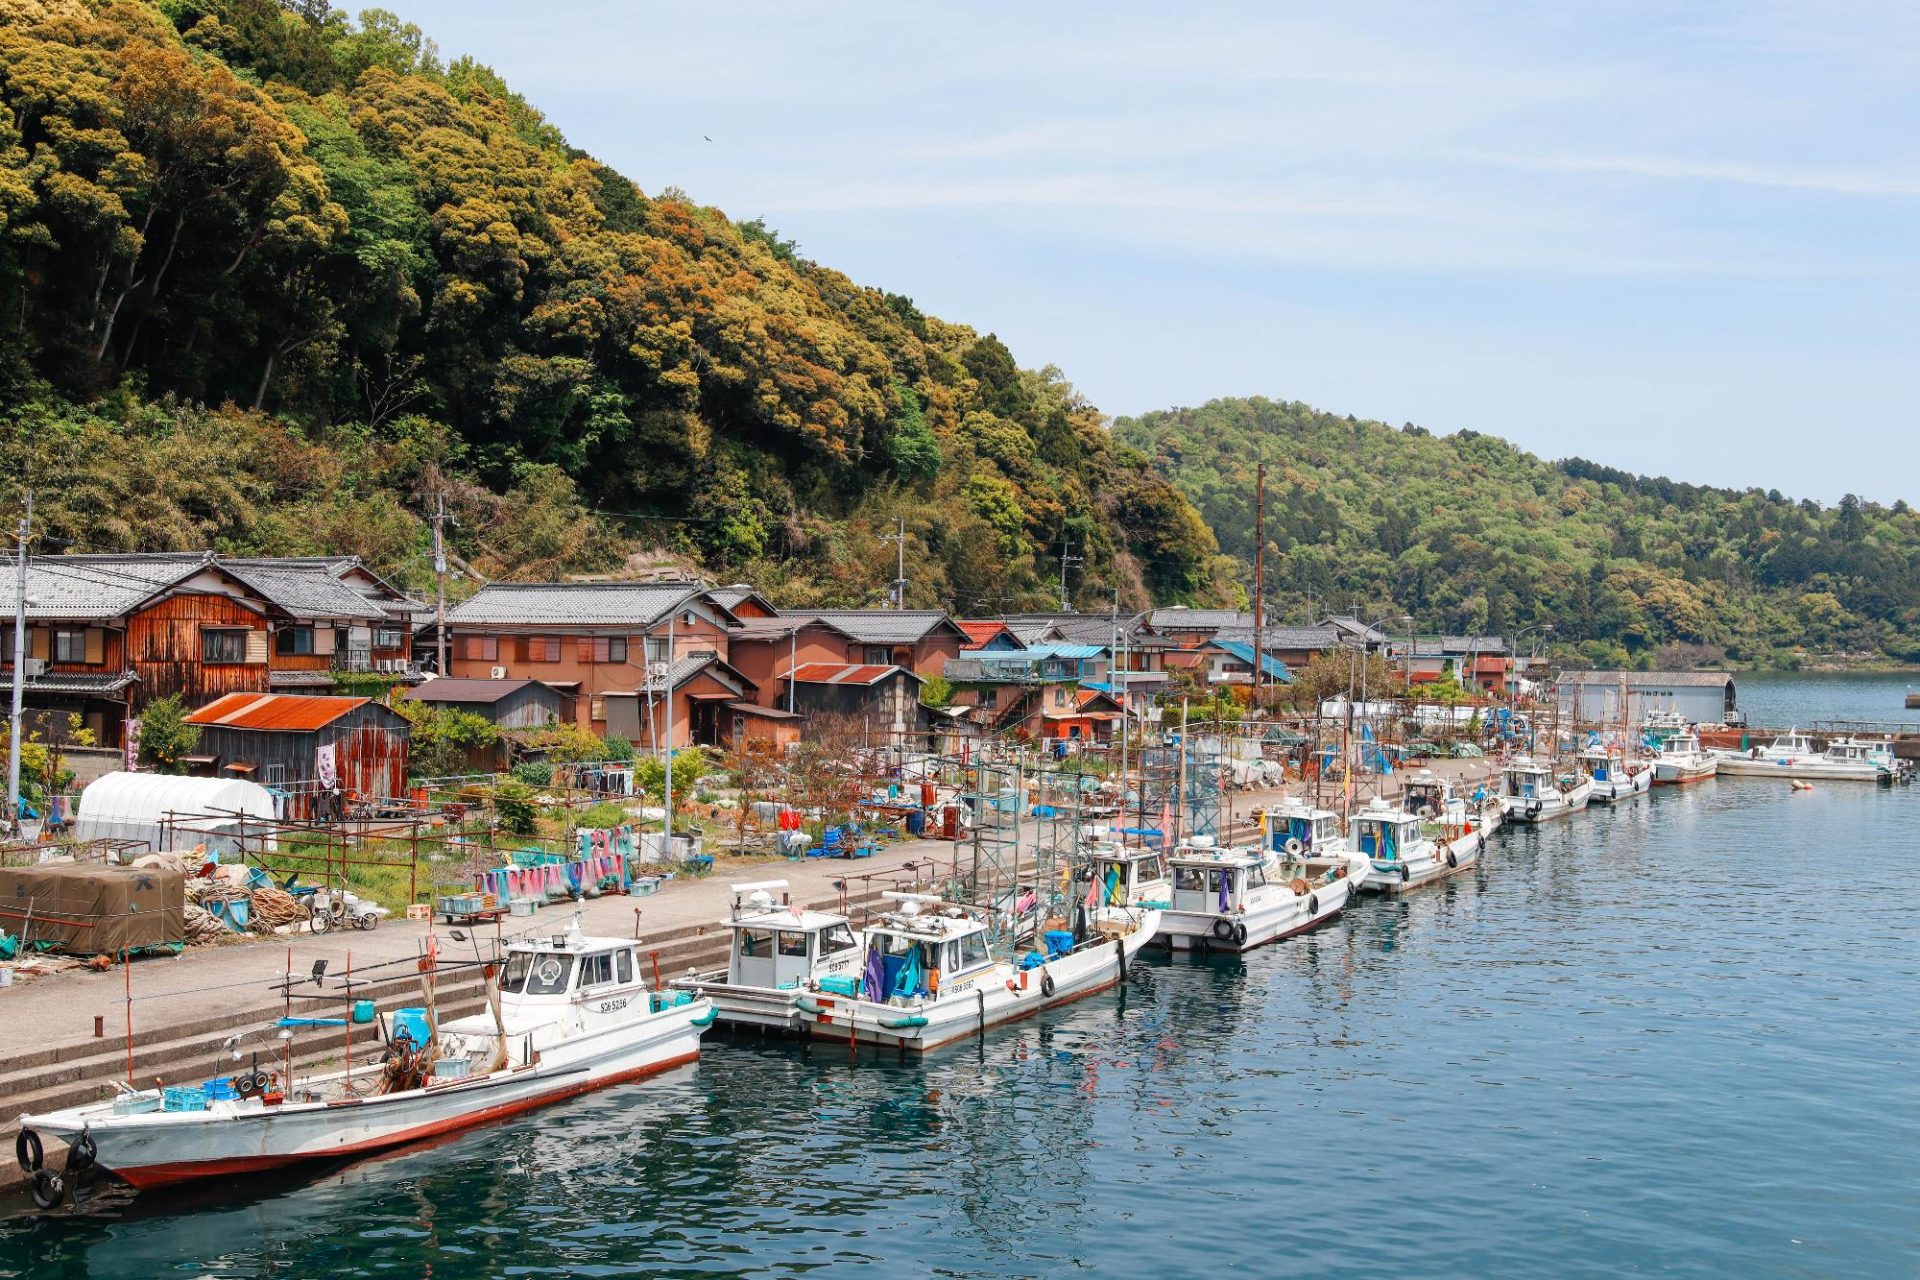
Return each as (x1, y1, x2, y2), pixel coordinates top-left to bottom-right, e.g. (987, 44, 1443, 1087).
(1352, 797, 1483, 893)
(1651, 730, 1717, 786)
(1499, 756, 1595, 821)
(1578, 746, 1653, 803)
(1714, 730, 1900, 783)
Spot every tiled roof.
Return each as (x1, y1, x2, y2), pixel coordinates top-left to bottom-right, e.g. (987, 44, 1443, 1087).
(221, 562, 391, 621)
(185, 693, 374, 730)
(709, 586, 777, 613)
(1149, 607, 1254, 631)
(410, 677, 553, 704)
(728, 615, 853, 643)
(3, 557, 205, 620)
(1557, 670, 1735, 688)
(1410, 635, 1511, 657)
(11, 670, 137, 695)
(268, 670, 337, 689)
(787, 662, 916, 686)
(448, 582, 723, 627)
(777, 609, 959, 645)
(620, 652, 753, 697)
(957, 620, 1015, 647)
(1214, 625, 1341, 651)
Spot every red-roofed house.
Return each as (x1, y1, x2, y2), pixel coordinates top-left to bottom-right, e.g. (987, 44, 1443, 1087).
(956, 620, 1025, 652)
(181, 692, 410, 813)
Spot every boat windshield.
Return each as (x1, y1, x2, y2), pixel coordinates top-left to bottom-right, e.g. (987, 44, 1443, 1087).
(502, 950, 573, 996)
(820, 923, 858, 956)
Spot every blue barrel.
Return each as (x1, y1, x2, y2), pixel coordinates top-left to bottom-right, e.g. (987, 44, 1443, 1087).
(905, 810, 926, 836)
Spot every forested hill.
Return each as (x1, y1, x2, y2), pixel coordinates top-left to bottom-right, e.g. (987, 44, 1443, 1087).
(0, 0, 1220, 610)
(1114, 398, 1920, 666)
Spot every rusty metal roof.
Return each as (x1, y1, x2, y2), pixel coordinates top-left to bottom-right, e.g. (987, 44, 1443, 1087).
(787, 662, 916, 686)
(184, 692, 371, 730)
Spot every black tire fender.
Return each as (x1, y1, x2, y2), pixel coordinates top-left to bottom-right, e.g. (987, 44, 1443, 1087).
(1307, 894, 1320, 917)
(1040, 970, 1057, 998)
(1210, 917, 1236, 941)
(30, 1168, 63, 1210)
(1399, 864, 1411, 883)
(68, 1131, 97, 1173)
(1232, 922, 1249, 946)
(1446, 848, 1458, 869)
(16, 1128, 43, 1174)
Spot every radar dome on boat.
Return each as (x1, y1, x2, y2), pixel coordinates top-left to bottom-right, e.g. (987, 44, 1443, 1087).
(1188, 834, 1216, 848)
(748, 889, 775, 910)
(1368, 796, 1390, 811)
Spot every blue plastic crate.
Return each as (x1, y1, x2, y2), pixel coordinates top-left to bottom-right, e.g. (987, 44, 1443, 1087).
(162, 1085, 208, 1112)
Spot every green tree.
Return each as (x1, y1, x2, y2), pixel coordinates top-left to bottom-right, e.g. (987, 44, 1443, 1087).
(139, 695, 200, 774)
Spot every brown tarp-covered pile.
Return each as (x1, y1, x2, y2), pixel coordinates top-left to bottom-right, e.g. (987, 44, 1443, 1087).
(0, 864, 186, 954)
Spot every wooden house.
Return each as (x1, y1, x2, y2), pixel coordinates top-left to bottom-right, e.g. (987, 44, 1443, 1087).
(182, 693, 411, 815)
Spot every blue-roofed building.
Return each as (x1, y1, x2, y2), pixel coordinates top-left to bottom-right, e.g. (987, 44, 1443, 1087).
(1200, 639, 1293, 686)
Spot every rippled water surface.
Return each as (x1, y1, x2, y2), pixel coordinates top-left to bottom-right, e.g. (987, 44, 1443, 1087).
(4, 677, 1917, 1278)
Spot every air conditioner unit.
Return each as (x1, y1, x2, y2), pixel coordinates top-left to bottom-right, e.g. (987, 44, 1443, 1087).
(648, 661, 670, 682)
(22, 658, 45, 678)
(490, 666, 507, 679)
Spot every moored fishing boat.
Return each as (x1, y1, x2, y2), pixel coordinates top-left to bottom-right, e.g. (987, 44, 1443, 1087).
(1352, 797, 1480, 893)
(671, 880, 864, 1031)
(1499, 756, 1595, 821)
(1651, 729, 1717, 786)
(1714, 730, 1902, 783)
(1155, 835, 1368, 952)
(1578, 745, 1653, 803)
(785, 845, 1163, 1053)
(16, 919, 714, 1197)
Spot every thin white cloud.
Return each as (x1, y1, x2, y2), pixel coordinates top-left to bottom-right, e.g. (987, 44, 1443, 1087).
(1461, 150, 1920, 198)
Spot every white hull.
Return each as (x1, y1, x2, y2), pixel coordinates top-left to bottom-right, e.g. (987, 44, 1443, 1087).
(791, 915, 1160, 1052)
(1713, 756, 1889, 783)
(21, 1002, 711, 1190)
(1652, 758, 1716, 785)
(1502, 777, 1594, 823)
(1359, 817, 1492, 895)
(1587, 767, 1653, 803)
(1159, 854, 1369, 952)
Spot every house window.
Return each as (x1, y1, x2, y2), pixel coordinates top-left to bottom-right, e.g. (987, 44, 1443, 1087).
(862, 646, 890, 665)
(201, 628, 250, 664)
(580, 637, 627, 664)
(590, 697, 606, 722)
(277, 627, 315, 656)
(644, 636, 669, 664)
(461, 635, 498, 662)
(372, 627, 403, 650)
(52, 628, 87, 663)
(524, 636, 561, 662)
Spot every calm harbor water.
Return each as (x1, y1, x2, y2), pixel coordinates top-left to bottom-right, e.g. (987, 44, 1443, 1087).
(3, 674, 1916, 1278)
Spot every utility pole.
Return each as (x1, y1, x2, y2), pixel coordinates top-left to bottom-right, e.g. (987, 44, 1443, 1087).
(1252, 459, 1265, 708)
(432, 491, 449, 675)
(881, 517, 906, 609)
(1057, 539, 1082, 613)
(663, 611, 676, 856)
(7, 493, 29, 835)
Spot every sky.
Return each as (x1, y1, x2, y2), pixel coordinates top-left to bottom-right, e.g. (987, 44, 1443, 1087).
(388, 0, 1920, 503)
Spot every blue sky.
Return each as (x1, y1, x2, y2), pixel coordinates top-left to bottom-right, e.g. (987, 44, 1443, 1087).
(389, 0, 1919, 503)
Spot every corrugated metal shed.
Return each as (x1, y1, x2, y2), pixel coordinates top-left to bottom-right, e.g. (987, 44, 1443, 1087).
(186, 693, 371, 731)
(1557, 670, 1735, 688)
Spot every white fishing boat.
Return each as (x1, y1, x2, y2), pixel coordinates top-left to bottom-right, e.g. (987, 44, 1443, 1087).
(671, 880, 864, 1031)
(1499, 757, 1595, 822)
(1261, 795, 1346, 859)
(16, 918, 714, 1196)
(1714, 730, 1901, 783)
(1578, 745, 1653, 803)
(1651, 730, 1717, 786)
(1399, 769, 1462, 820)
(1352, 797, 1480, 893)
(786, 845, 1163, 1053)
(1155, 835, 1368, 952)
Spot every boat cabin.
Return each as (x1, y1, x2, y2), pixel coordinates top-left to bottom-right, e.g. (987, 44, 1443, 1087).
(1577, 746, 1626, 781)
(1401, 770, 1455, 817)
(1824, 737, 1892, 767)
(1170, 845, 1266, 916)
(1763, 730, 1816, 757)
(1657, 731, 1703, 759)
(1350, 799, 1426, 864)
(719, 880, 861, 991)
(860, 900, 995, 1002)
(1264, 802, 1342, 854)
(1501, 758, 1553, 799)
(1086, 843, 1170, 908)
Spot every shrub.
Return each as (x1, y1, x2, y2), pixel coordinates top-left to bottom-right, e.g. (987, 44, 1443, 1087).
(493, 781, 540, 835)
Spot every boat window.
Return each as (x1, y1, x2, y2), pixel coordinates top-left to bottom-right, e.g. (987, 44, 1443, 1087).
(616, 950, 633, 984)
(502, 951, 572, 996)
(778, 930, 809, 958)
(580, 952, 615, 988)
(944, 942, 961, 972)
(738, 929, 773, 958)
(1248, 863, 1267, 888)
(958, 932, 990, 969)
(1174, 865, 1207, 891)
(1136, 854, 1166, 883)
(820, 923, 858, 956)
(1209, 869, 1230, 897)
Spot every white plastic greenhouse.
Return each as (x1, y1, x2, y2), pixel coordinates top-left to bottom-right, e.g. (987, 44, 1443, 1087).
(73, 772, 279, 858)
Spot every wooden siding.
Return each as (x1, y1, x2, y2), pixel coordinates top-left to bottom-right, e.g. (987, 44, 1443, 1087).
(126, 594, 269, 707)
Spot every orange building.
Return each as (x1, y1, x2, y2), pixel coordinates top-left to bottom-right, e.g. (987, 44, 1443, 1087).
(443, 582, 748, 746)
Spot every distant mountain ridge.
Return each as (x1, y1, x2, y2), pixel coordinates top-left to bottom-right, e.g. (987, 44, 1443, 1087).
(1113, 397, 1920, 666)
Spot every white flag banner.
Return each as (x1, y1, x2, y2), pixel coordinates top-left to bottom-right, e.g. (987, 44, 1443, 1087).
(316, 743, 338, 789)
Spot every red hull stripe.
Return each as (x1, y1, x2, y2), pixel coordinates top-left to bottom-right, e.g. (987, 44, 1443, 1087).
(116, 1051, 699, 1189)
